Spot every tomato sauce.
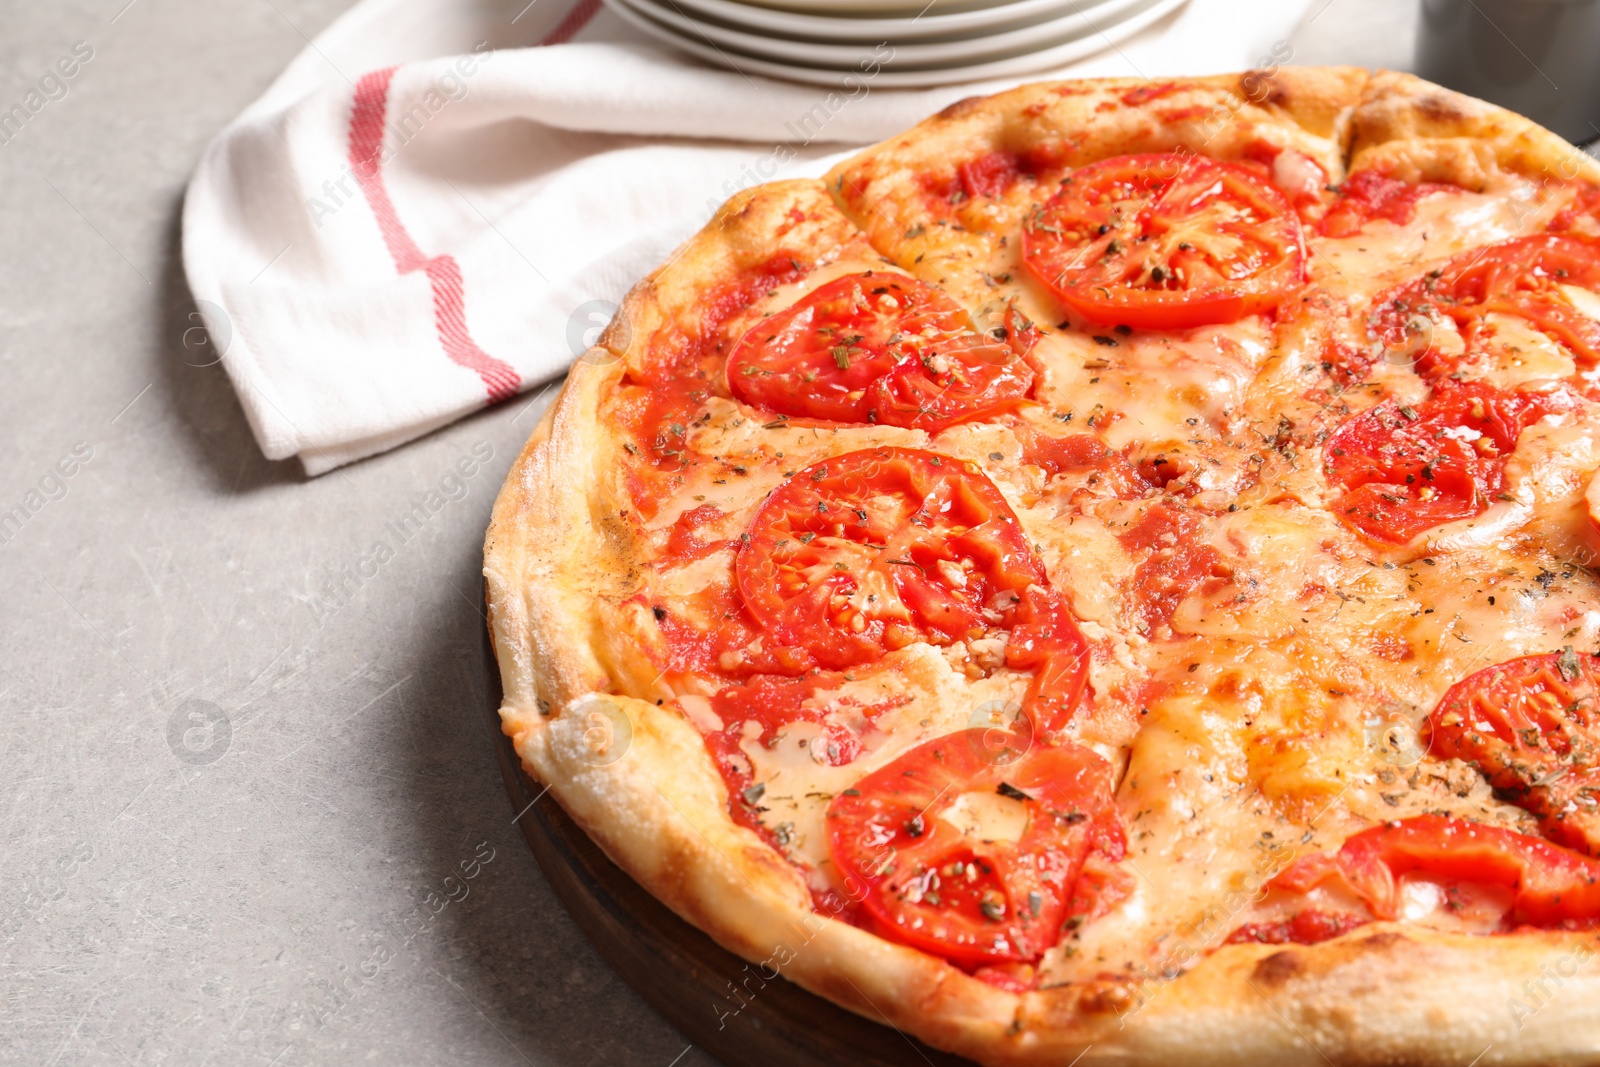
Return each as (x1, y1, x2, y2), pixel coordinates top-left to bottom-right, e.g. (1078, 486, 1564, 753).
(917, 144, 1068, 204)
(1117, 502, 1229, 635)
(1226, 909, 1368, 946)
(1120, 82, 1182, 107)
(613, 254, 808, 519)
(700, 672, 903, 846)
(647, 583, 813, 681)
(662, 503, 734, 564)
(1016, 426, 1151, 498)
(1320, 170, 1454, 237)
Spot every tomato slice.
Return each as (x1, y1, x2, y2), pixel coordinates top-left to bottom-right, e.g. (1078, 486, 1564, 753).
(1324, 379, 1573, 544)
(1372, 234, 1600, 381)
(1020, 153, 1306, 330)
(726, 273, 1034, 432)
(826, 731, 1123, 966)
(1425, 651, 1600, 855)
(737, 448, 1044, 668)
(1003, 586, 1090, 737)
(736, 447, 1090, 734)
(1273, 814, 1600, 927)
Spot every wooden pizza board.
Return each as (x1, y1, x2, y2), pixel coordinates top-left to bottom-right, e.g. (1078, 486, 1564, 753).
(482, 627, 979, 1067)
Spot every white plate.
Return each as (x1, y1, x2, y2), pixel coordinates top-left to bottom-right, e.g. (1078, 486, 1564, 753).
(602, 0, 1186, 85)
(667, 0, 1115, 40)
(734, 0, 1013, 15)
(627, 0, 1155, 66)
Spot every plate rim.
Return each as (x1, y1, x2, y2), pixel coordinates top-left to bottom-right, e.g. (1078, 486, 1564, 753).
(661, 0, 1120, 42)
(601, 0, 1188, 85)
(730, 0, 1027, 16)
(622, 0, 1158, 65)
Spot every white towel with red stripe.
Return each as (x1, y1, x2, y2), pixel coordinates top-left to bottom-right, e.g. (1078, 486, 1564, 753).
(183, 0, 1314, 474)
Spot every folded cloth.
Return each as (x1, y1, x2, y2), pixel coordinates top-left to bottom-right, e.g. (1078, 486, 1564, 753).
(182, 0, 1314, 474)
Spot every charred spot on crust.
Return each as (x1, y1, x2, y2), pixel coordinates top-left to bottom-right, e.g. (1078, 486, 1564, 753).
(1240, 71, 1288, 109)
(1252, 948, 1304, 988)
(1416, 92, 1470, 126)
(936, 96, 986, 121)
(1252, 930, 1415, 989)
(1351, 930, 1410, 954)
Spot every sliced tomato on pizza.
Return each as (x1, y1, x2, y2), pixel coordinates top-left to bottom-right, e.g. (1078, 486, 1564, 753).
(1425, 650, 1600, 855)
(1371, 235, 1600, 386)
(1020, 152, 1306, 330)
(1273, 815, 1600, 928)
(826, 730, 1123, 966)
(726, 272, 1034, 432)
(736, 447, 1090, 734)
(1324, 379, 1573, 544)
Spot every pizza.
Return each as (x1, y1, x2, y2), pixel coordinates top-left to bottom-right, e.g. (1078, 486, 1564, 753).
(484, 68, 1600, 1064)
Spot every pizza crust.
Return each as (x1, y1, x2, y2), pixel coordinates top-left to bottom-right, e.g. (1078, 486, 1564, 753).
(1348, 70, 1600, 189)
(486, 69, 1600, 1066)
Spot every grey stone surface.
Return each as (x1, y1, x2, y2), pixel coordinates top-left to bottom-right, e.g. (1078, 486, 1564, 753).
(0, 1, 1407, 1063)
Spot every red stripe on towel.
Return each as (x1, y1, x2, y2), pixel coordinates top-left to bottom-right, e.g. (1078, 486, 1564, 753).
(347, 67, 521, 402)
(539, 0, 602, 45)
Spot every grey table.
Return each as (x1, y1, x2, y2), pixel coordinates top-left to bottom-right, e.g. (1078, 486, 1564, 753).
(0, 1, 1410, 1062)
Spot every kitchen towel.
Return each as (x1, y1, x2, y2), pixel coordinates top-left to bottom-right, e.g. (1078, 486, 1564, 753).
(182, 0, 1314, 474)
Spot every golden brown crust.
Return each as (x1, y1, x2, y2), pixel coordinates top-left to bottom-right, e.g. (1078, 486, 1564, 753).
(1348, 70, 1600, 189)
(487, 70, 1600, 1066)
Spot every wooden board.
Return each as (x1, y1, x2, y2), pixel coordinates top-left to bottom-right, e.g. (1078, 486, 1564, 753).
(482, 628, 978, 1067)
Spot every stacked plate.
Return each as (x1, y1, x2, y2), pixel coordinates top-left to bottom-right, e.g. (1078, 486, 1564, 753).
(602, 0, 1190, 88)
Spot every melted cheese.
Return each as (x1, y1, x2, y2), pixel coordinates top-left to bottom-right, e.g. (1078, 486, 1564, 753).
(1313, 180, 1548, 298)
(1034, 321, 1271, 448)
(1444, 313, 1579, 390)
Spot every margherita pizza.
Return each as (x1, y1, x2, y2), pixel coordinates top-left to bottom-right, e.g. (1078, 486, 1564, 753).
(485, 69, 1600, 1064)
